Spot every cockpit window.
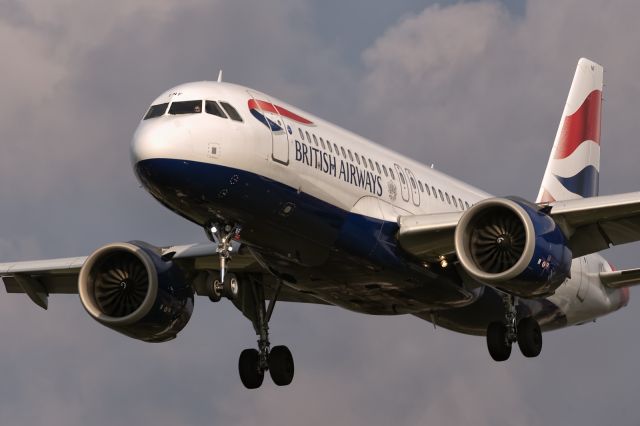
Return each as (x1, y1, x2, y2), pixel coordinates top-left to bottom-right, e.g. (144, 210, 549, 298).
(219, 102, 243, 122)
(169, 100, 202, 115)
(206, 101, 227, 118)
(143, 103, 169, 120)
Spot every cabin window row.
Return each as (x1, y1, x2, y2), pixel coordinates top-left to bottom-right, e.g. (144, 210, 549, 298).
(297, 127, 471, 210)
(298, 128, 387, 176)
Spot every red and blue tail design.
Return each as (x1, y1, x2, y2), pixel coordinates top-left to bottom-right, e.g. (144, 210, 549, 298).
(537, 58, 603, 203)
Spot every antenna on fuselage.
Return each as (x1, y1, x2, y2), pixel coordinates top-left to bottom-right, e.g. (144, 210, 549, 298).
(217, 70, 223, 83)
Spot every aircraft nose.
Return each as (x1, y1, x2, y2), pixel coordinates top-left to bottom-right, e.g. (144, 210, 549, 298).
(130, 120, 192, 165)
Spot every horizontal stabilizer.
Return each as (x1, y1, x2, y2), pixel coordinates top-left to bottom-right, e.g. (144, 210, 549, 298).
(600, 268, 640, 289)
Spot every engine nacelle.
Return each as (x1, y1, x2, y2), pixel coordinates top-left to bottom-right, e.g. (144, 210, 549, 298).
(78, 241, 194, 342)
(455, 197, 572, 297)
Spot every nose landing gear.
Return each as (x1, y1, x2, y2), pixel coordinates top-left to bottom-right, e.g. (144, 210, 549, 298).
(486, 294, 542, 361)
(205, 223, 241, 302)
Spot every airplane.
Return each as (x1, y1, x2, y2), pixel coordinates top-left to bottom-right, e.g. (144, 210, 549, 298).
(2, 58, 639, 390)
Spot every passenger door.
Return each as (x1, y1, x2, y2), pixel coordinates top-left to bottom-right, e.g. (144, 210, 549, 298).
(394, 164, 410, 202)
(404, 168, 421, 207)
(247, 91, 289, 165)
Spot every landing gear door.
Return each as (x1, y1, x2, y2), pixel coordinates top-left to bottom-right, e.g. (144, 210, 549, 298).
(247, 91, 290, 165)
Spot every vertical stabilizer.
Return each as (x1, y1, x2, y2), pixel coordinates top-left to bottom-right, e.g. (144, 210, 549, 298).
(536, 58, 603, 203)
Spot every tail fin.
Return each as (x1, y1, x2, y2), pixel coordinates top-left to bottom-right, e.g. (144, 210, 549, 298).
(536, 58, 603, 203)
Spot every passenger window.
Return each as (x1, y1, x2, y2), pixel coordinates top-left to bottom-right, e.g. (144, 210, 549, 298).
(144, 103, 169, 119)
(341, 146, 347, 158)
(410, 177, 416, 188)
(334, 143, 340, 155)
(418, 180, 424, 192)
(299, 129, 304, 140)
(348, 150, 354, 161)
(452, 197, 458, 208)
(425, 185, 431, 196)
(354, 152, 361, 164)
(323, 138, 331, 152)
(465, 201, 470, 209)
(362, 156, 367, 169)
(219, 102, 243, 122)
(390, 169, 395, 180)
(368, 159, 374, 170)
(376, 162, 382, 174)
(205, 101, 227, 118)
(432, 187, 437, 198)
(306, 132, 312, 144)
(313, 134, 319, 146)
(438, 189, 444, 201)
(459, 198, 464, 209)
(445, 193, 451, 204)
(382, 165, 388, 177)
(169, 100, 202, 115)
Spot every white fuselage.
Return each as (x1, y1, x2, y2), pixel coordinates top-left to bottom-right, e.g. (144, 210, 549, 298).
(131, 81, 628, 333)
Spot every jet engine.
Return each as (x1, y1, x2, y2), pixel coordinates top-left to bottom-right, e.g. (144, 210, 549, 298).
(455, 197, 572, 297)
(78, 241, 193, 342)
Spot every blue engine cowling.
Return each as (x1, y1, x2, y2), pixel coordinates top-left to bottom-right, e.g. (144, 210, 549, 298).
(455, 197, 572, 297)
(78, 241, 194, 342)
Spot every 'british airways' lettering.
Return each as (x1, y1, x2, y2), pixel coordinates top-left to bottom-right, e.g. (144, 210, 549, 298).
(295, 140, 383, 196)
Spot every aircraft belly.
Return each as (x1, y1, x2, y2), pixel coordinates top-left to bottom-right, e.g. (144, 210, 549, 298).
(414, 289, 568, 336)
(135, 158, 477, 312)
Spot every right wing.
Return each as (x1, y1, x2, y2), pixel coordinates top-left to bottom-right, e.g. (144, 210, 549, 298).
(0, 243, 327, 309)
(547, 191, 640, 257)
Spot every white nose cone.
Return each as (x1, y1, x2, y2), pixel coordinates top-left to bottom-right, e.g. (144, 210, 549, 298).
(130, 120, 192, 165)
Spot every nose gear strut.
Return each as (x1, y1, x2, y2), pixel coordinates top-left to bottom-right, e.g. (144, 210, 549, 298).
(204, 222, 242, 301)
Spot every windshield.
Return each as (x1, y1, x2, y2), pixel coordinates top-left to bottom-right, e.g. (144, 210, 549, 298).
(169, 100, 203, 115)
(206, 100, 227, 118)
(143, 103, 169, 120)
(219, 102, 243, 122)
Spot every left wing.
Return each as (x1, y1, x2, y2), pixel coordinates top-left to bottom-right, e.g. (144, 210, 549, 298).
(397, 192, 640, 260)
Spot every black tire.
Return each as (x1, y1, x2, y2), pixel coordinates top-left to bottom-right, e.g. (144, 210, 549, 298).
(239, 348, 264, 389)
(207, 280, 222, 303)
(517, 317, 542, 358)
(223, 273, 239, 300)
(268, 345, 294, 386)
(487, 322, 511, 362)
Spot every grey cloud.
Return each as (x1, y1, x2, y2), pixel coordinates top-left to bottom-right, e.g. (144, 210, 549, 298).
(1, 1, 640, 425)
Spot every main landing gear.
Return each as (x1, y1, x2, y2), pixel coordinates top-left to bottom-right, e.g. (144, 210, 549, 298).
(486, 294, 542, 361)
(204, 222, 294, 389)
(237, 280, 294, 389)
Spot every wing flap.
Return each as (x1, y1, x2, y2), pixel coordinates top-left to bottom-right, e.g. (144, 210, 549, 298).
(550, 191, 640, 256)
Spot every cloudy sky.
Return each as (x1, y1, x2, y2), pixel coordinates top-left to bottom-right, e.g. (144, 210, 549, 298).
(1, 0, 640, 424)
